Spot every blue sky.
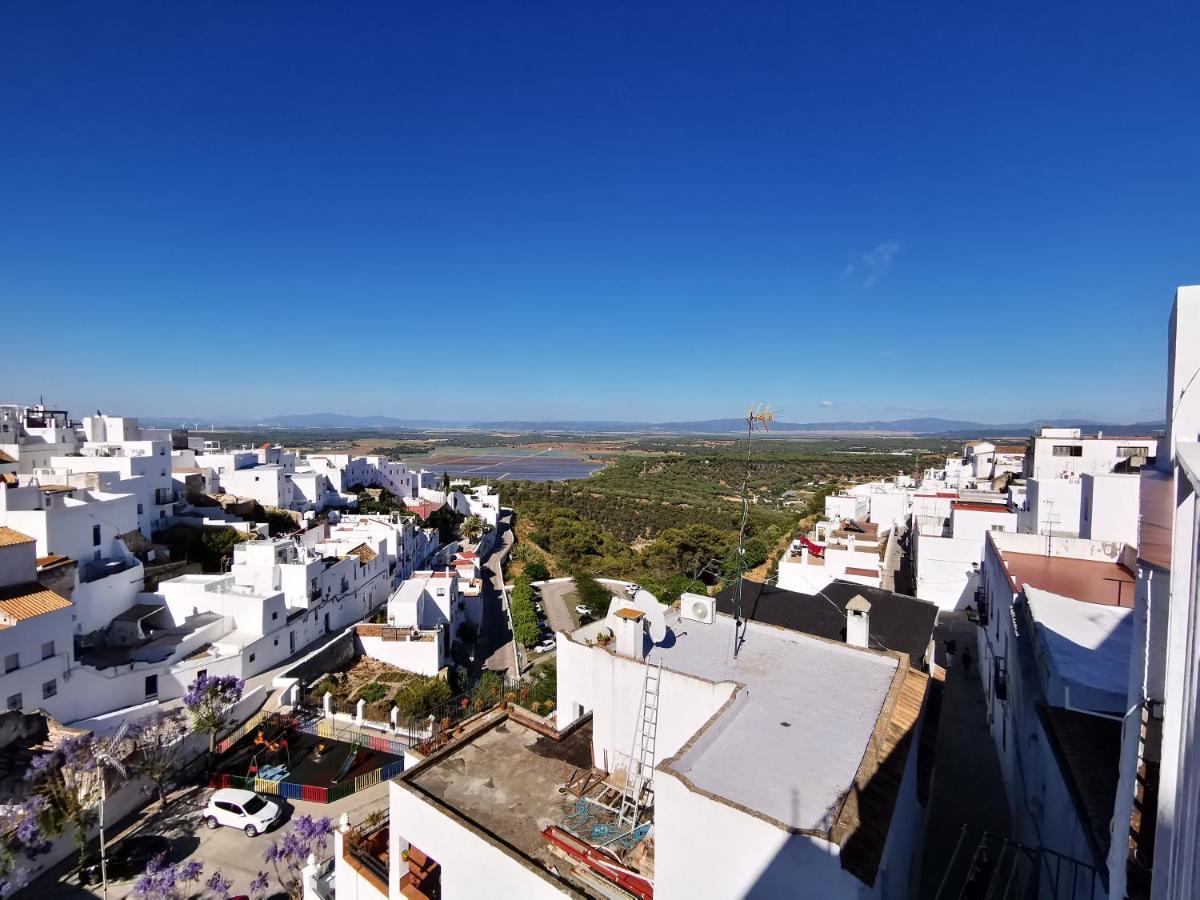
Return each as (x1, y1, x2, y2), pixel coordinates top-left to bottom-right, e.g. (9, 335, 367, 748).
(2, 2, 1197, 424)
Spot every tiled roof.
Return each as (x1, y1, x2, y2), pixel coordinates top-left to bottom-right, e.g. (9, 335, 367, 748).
(0, 449, 16, 464)
(1037, 705, 1121, 867)
(0, 527, 35, 548)
(0, 582, 73, 626)
(347, 543, 378, 564)
(835, 665, 930, 885)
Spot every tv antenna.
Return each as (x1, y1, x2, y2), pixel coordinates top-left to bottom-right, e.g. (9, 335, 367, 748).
(732, 404, 775, 658)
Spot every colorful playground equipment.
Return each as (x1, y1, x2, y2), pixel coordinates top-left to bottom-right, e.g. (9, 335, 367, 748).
(331, 741, 365, 784)
(248, 727, 292, 780)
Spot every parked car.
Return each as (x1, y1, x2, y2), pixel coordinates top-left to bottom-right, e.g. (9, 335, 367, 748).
(535, 638, 556, 653)
(79, 834, 172, 885)
(575, 605, 591, 616)
(203, 788, 282, 837)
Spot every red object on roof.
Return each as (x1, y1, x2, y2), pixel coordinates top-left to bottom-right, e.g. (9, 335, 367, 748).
(798, 534, 825, 558)
(952, 501, 1011, 513)
(541, 826, 653, 899)
(458, 550, 478, 559)
(936, 491, 958, 498)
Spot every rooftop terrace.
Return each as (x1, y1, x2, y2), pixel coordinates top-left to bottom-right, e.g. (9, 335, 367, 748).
(997, 549, 1135, 607)
(649, 611, 902, 833)
(403, 714, 595, 892)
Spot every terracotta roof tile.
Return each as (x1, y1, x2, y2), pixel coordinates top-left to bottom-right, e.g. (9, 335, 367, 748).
(347, 543, 378, 564)
(0, 582, 73, 627)
(0, 527, 35, 548)
(835, 665, 929, 885)
(0, 450, 16, 464)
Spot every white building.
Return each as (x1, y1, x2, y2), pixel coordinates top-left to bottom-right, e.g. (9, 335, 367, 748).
(0, 527, 74, 716)
(341, 591, 931, 900)
(1103, 285, 1200, 899)
(1025, 428, 1157, 482)
(0, 480, 144, 633)
(777, 521, 887, 593)
(0, 405, 81, 473)
(974, 528, 1137, 895)
(362, 569, 480, 675)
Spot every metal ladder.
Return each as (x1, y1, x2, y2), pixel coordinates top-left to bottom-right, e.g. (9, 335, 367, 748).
(617, 659, 661, 827)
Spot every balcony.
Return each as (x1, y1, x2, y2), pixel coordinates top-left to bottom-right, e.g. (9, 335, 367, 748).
(155, 487, 174, 505)
(342, 816, 441, 900)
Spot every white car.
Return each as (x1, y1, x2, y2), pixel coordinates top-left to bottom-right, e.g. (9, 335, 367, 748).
(575, 605, 591, 616)
(535, 638, 556, 653)
(203, 788, 282, 837)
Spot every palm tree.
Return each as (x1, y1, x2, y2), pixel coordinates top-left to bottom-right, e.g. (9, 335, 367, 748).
(461, 515, 485, 543)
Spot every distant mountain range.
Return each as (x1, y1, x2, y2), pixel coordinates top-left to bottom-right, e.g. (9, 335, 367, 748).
(152, 412, 1165, 438)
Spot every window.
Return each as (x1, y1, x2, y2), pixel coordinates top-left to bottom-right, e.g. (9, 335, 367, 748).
(990, 523, 1007, 532)
(993, 657, 1008, 702)
(271, 611, 279, 620)
(4, 653, 17, 674)
(137, 503, 144, 515)
(42, 680, 57, 700)
(6, 694, 21, 711)
(1118, 446, 1148, 458)
(1052, 445, 1083, 457)
(93, 524, 102, 546)
(145, 675, 158, 699)
(248, 653, 255, 663)
(41, 641, 54, 660)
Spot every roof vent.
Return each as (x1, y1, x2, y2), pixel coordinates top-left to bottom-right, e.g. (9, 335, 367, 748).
(846, 595, 872, 649)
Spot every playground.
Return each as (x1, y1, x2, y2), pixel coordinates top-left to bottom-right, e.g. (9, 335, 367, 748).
(210, 714, 405, 803)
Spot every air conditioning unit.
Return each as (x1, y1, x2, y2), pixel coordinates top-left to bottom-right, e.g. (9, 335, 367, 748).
(681, 592, 715, 625)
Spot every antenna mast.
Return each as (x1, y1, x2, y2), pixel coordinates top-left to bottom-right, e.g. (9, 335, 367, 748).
(733, 403, 774, 658)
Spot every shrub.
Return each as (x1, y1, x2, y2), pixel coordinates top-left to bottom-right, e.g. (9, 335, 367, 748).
(394, 676, 452, 719)
(524, 561, 550, 582)
(572, 574, 611, 616)
(509, 574, 541, 647)
(357, 682, 389, 704)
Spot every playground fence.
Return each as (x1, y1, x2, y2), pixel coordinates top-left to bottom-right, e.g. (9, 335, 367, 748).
(207, 712, 407, 804)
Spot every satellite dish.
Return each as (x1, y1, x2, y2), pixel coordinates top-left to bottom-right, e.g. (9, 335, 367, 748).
(622, 587, 668, 643)
(598, 579, 668, 643)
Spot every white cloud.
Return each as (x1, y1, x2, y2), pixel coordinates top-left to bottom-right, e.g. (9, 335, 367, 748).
(820, 400, 834, 407)
(845, 240, 901, 289)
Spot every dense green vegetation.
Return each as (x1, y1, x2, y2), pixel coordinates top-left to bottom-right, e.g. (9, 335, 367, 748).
(509, 574, 541, 647)
(500, 440, 947, 597)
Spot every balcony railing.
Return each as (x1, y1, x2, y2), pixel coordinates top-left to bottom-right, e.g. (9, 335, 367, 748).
(344, 818, 390, 887)
(155, 487, 174, 505)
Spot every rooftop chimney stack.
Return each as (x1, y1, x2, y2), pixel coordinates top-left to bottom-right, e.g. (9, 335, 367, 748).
(846, 595, 872, 649)
(612, 607, 647, 660)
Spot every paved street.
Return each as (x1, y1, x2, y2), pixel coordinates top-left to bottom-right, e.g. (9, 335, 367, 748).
(25, 781, 390, 900)
(475, 512, 517, 678)
(538, 579, 579, 636)
(916, 612, 1013, 898)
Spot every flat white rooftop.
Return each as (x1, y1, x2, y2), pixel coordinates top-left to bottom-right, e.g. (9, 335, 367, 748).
(650, 611, 899, 831)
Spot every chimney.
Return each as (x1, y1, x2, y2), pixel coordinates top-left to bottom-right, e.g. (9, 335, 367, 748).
(801, 545, 810, 565)
(846, 595, 871, 649)
(612, 607, 647, 660)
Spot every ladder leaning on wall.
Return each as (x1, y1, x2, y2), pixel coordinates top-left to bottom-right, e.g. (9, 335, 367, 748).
(618, 659, 662, 828)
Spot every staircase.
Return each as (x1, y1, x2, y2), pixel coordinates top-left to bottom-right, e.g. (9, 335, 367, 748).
(617, 660, 661, 828)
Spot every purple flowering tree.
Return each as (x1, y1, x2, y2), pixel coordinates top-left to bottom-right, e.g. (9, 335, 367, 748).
(131, 856, 204, 900)
(126, 709, 190, 809)
(183, 674, 245, 753)
(25, 735, 102, 861)
(262, 815, 333, 898)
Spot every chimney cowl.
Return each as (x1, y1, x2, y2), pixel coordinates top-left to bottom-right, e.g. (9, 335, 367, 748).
(846, 595, 872, 649)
